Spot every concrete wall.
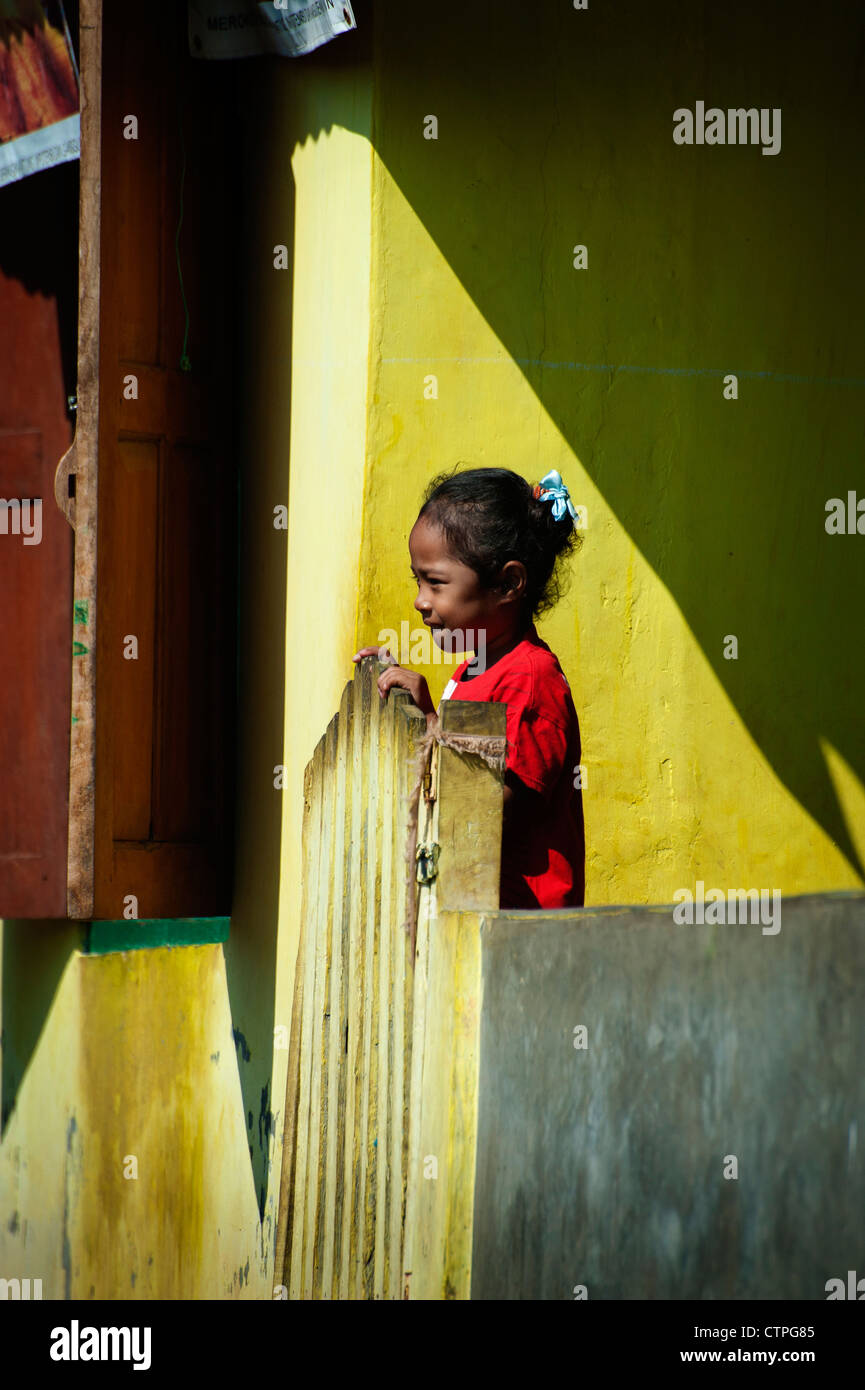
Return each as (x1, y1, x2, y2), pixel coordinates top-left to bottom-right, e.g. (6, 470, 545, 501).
(471, 893, 865, 1299)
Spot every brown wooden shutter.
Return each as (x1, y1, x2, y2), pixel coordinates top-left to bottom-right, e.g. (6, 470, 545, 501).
(62, 0, 238, 919)
(0, 161, 77, 917)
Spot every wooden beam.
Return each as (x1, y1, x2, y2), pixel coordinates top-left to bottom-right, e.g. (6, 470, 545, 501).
(435, 697, 506, 914)
(57, 0, 102, 919)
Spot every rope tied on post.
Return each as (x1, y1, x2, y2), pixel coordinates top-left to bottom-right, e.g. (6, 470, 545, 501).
(404, 715, 507, 955)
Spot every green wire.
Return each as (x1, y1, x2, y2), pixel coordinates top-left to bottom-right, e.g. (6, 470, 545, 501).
(175, 84, 191, 372)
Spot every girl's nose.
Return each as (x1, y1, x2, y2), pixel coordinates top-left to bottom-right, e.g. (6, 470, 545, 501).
(414, 593, 430, 614)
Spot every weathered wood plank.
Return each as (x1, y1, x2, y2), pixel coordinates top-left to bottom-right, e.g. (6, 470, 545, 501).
(288, 736, 325, 1298)
(338, 660, 367, 1298)
(319, 678, 353, 1297)
(64, 0, 102, 918)
(309, 712, 339, 1297)
(416, 908, 485, 1300)
(436, 699, 506, 914)
(273, 758, 314, 1292)
(358, 657, 382, 1297)
(279, 658, 503, 1300)
(372, 681, 396, 1296)
(404, 699, 504, 1299)
(401, 745, 437, 1303)
(391, 698, 424, 1295)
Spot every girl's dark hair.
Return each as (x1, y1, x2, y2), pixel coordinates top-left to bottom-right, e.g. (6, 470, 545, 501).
(417, 465, 582, 621)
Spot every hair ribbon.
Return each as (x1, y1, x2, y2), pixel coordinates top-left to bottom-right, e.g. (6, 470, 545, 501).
(532, 469, 578, 524)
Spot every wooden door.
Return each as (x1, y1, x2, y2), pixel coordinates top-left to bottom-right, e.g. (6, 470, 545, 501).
(63, 0, 238, 919)
(0, 162, 77, 917)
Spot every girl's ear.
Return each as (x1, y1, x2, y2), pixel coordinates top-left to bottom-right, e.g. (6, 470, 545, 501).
(497, 559, 528, 600)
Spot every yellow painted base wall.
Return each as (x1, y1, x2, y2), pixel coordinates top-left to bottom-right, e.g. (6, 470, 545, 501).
(0, 940, 267, 1298)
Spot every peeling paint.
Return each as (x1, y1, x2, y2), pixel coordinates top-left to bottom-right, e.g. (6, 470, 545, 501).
(257, 1081, 273, 1151)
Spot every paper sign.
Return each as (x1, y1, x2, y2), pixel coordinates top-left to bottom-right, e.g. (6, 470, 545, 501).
(189, 0, 357, 60)
(0, 0, 79, 188)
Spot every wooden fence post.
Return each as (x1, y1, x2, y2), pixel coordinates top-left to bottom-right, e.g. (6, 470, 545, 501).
(403, 698, 505, 1299)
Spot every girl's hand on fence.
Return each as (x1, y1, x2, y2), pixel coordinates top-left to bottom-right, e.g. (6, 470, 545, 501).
(352, 648, 435, 718)
(353, 644, 397, 666)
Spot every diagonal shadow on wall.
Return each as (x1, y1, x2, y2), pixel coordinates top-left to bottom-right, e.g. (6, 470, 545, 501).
(318, 0, 865, 882)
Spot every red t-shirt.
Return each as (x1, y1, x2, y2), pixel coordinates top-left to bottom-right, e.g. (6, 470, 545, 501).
(439, 625, 585, 910)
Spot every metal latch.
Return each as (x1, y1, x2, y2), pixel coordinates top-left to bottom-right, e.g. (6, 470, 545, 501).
(422, 748, 438, 804)
(415, 841, 440, 886)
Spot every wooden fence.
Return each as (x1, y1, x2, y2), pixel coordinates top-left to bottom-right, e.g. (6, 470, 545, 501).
(273, 655, 506, 1298)
(271, 658, 865, 1301)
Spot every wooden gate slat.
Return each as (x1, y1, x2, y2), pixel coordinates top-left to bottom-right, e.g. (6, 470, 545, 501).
(278, 658, 504, 1300)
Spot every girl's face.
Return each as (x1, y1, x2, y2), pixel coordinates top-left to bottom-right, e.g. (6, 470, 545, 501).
(408, 516, 525, 653)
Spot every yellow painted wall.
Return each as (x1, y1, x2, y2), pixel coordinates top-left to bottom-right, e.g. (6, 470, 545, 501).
(228, 41, 376, 1272)
(357, 1, 865, 906)
(0, 938, 266, 1298)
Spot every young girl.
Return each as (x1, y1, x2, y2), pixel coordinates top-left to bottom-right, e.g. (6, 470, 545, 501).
(353, 466, 585, 910)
